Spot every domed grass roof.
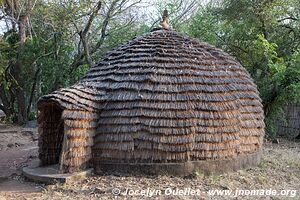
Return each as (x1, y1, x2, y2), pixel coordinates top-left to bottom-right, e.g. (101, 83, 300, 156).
(38, 28, 265, 174)
(83, 29, 264, 158)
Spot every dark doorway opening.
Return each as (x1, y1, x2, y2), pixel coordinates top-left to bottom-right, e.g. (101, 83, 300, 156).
(39, 103, 64, 166)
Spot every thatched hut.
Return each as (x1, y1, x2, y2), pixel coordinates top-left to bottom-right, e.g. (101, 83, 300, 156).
(37, 28, 265, 175)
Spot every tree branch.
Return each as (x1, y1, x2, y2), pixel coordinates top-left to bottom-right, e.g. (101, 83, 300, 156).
(172, 0, 198, 26)
(79, 0, 103, 66)
(82, 1, 103, 37)
(277, 16, 298, 22)
(27, 68, 40, 115)
(215, 32, 249, 54)
(108, 16, 135, 35)
(69, 0, 120, 71)
(91, 0, 119, 54)
(0, 104, 5, 113)
(27, 51, 55, 113)
(279, 24, 297, 35)
(112, 0, 141, 17)
(0, 83, 11, 116)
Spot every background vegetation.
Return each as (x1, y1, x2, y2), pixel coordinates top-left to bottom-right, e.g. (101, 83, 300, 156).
(0, 0, 299, 138)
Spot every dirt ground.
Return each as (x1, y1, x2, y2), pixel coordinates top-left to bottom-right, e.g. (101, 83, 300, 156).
(0, 123, 299, 200)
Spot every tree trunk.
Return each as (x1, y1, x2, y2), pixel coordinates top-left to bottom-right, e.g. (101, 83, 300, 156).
(27, 68, 40, 116)
(11, 61, 27, 124)
(1, 0, 34, 124)
(12, 15, 30, 124)
(0, 84, 13, 118)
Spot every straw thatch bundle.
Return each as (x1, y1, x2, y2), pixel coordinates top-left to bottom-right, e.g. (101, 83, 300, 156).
(37, 29, 264, 174)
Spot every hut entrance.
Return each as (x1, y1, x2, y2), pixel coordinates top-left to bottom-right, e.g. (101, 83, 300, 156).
(39, 103, 64, 167)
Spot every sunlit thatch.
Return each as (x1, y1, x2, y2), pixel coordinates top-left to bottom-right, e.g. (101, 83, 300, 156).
(37, 29, 264, 174)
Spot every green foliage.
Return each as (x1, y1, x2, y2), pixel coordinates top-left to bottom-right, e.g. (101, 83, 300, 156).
(155, 0, 199, 30)
(0, 34, 17, 95)
(185, 0, 300, 137)
(0, 0, 142, 123)
(188, 6, 220, 45)
(1, 0, 300, 133)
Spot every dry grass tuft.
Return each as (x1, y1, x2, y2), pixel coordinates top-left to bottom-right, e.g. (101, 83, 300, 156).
(1, 139, 299, 200)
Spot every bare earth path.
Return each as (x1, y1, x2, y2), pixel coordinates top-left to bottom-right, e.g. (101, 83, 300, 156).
(0, 123, 299, 199)
(0, 123, 40, 194)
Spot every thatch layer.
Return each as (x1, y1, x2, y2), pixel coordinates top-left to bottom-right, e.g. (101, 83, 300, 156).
(38, 104, 99, 172)
(60, 113, 99, 172)
(38, 84, 104, 111)
(37, 29, 265, 173)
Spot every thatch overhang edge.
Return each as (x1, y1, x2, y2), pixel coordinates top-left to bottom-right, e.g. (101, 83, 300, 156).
(37, 83, 102, 112)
